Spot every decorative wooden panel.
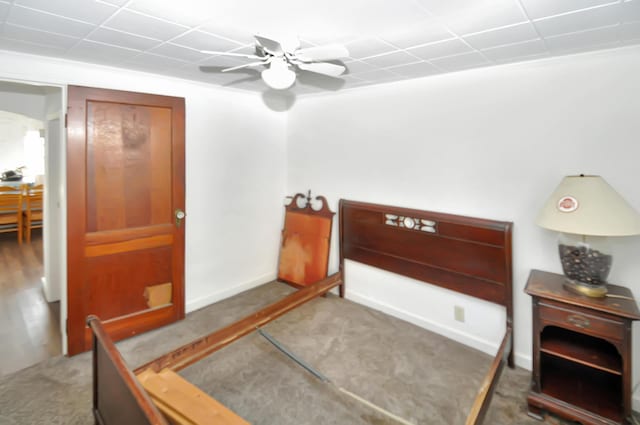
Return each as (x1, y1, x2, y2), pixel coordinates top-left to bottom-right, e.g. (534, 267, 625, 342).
(86, 103, 172, 232)
(85, 247, 173, 320)
(278, 192, 334, 287)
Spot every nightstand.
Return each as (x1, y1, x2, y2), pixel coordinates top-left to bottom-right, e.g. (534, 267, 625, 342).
(525, 269, 640, 425)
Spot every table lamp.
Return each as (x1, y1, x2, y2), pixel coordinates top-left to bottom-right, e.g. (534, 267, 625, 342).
(536, 174, 640, 297)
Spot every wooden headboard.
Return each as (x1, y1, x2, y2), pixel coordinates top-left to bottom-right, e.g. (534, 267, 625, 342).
(339, 200, 513, 351)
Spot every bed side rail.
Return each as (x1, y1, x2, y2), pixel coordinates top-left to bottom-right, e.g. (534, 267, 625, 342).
(465, 326, 513, 425)
(134, 272, 343, 375)
(88, 315, 169, 425)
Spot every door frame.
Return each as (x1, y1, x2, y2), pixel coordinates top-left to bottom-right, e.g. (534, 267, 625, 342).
(0, 78, 68, 353)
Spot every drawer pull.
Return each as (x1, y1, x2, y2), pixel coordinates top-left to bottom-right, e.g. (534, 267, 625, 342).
(567, 314, 590, 329)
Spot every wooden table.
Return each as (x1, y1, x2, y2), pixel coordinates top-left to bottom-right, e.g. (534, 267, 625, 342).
(525, 269, 640, 425)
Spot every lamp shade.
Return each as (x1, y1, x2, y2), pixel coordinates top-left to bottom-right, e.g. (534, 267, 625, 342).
(536, 175, 640, 236)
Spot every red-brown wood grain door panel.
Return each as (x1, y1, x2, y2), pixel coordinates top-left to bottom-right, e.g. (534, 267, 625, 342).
(66, 86, 185, 356)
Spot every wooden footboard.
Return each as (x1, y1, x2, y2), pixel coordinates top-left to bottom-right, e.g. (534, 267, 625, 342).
(87, 315, 168, 425)
(465, 326, 513, 425)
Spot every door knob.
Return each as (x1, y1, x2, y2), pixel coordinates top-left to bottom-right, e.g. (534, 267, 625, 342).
(175, 208, 186, 227)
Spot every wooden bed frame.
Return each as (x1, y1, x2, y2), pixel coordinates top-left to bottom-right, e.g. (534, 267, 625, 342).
(88, 199, 513, 425)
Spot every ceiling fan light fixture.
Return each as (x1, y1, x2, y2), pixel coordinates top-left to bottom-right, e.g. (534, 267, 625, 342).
(261, 58, 296, 90)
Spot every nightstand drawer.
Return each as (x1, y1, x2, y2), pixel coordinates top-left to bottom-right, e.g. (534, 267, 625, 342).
(538, 301, 624, 341)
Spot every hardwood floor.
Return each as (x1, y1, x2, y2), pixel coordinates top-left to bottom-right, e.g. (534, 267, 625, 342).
(0, 230, 61, 377)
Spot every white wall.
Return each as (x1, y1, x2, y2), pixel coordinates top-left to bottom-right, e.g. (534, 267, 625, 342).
(0, 85, 45, 121)
(0, 50, 287, 352)
(287, 45, 640, 402)
(0, 110, 43, 172)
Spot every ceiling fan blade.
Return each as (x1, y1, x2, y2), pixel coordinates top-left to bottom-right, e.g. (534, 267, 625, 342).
(254, 34, 283, 55)
(199, 66, 259, 76)
(295, 44, 349, 62)
(297, 62, 346, 77)
(200, 50, 263, 60)
(222, 60, 269, 72)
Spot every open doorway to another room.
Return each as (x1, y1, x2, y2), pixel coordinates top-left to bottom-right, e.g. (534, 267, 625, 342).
(0, 81, 63, 376)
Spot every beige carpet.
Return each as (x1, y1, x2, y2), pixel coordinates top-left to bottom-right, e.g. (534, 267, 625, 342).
(0, 280, 622, 425)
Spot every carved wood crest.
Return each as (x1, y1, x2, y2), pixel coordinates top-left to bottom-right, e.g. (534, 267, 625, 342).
(278, 191, 334, 288)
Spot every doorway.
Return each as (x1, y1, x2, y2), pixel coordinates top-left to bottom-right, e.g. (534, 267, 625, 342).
(0, 80, 64, 375)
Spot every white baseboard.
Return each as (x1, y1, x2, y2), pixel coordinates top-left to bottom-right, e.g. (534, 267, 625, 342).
(347, 290, 532, 370)
(185, 272, 277, 314)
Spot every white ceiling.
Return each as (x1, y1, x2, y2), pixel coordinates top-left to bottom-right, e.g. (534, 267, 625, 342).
(0, 0, 639, 95)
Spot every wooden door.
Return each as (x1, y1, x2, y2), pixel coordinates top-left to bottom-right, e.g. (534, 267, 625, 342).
(66, 86, 185, 355)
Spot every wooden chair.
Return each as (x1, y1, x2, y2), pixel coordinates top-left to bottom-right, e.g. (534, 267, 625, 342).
(22, 184, 43, 243)
(0, 188, 23, 243)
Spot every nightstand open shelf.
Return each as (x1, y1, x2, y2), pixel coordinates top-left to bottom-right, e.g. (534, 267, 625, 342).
(541, 353, 623, 422)
(540, 326, 622, 375)
(525, 270, 640, 425)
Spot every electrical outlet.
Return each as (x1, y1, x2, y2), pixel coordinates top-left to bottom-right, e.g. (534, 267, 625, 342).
(454, 305, 465, 323)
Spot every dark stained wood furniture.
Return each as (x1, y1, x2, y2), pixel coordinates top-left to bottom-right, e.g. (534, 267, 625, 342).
(278, 191, 334, 288)
(525, 269, 640, 425)
(89, 199, 514, 425)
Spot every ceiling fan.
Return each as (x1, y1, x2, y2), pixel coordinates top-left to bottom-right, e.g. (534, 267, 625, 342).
(200, 35, 350, 90)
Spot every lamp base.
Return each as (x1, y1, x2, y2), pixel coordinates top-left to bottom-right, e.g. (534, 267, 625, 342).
(562, 279, 608, 298)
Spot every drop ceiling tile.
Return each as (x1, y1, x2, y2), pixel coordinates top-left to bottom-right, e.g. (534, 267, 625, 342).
(126, 0, 211, 27)
(96, 0, 128, 6)
(464, 22, 539, 50)
(0, 36, 67, 57)
(150, 43, 209, 62)
(88, 27, 161, 51)
(622, 0, 640, 23)
(344, 38, 396, 60)
(380, 17, 454, 48)
(407, 38, 472, 60)
(416, 0, 528, 35)
(124, 53, 189, 71)
(171, 30, 243, 52)
(363, 50, 421, 68)
(430, 51, 490, 71)
(196, 24, 254, 46)
(520, 0, 618, 20)
(481, 39, 548, 62)
(620, 21, 640, 41)
(14, 0, 118, 24)
(387, 61, 441, 77)
(300, 34, 359, 48)
(344, 60, 377, 74)
(66, 40, 140, 64)
(103, 9, 189, 41)
(0, 2, 10, 21)
(7, 5, 93, 38)
(534, 3, 622, 37)
(3, 23, 79, 49)
(544, 24, 620, 53)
